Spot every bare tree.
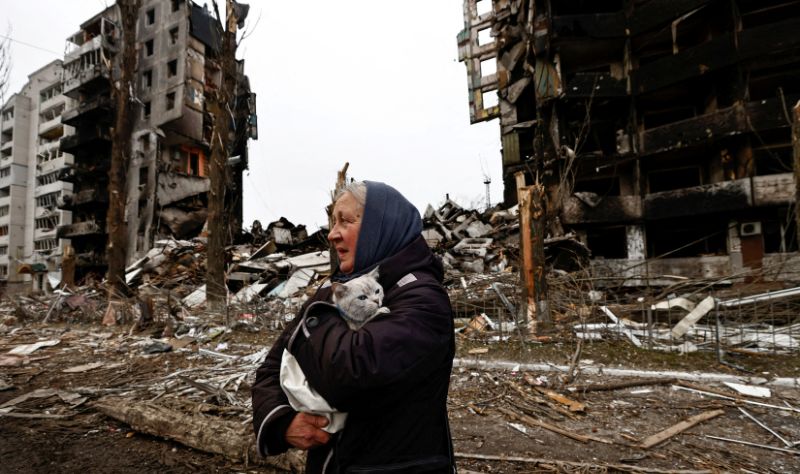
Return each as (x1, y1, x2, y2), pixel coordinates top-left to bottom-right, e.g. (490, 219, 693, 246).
(106, 0, 140, 299)
(206, 0, 242, 309)
(0, 26, 12, 104)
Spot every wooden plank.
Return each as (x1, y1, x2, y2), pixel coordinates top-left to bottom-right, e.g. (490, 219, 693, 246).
(533, 387, 586, 412)
(497, 406, 592, 444)
(641, 409, 725, 449)
(569, 377, 677, 393)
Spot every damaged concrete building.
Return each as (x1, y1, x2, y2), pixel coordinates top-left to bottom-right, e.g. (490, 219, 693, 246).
(0, 62, 72, 291)
(56, 0, 257, 282)
(459, 0, 800, 285)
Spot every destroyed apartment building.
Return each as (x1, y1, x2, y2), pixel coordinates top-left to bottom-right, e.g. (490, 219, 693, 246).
(459, 0, 800, 285)
(0, 0, 258, 290)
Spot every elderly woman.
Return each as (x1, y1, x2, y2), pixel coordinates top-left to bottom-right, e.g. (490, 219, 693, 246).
(252, 181, 456, 473)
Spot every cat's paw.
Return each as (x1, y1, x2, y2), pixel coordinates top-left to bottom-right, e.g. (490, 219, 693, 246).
(376, 306, 391, 314)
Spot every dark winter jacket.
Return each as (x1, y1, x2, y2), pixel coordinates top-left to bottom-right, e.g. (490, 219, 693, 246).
(252, 236, 456, 473)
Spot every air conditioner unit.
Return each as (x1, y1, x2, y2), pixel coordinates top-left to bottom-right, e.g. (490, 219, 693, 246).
(740, 222, 762, 237)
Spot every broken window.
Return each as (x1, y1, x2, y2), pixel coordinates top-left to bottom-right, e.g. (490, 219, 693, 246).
(138, 134, 150, 152)
(0, 226, 8, 236)
(482, 91, 498, 109)
(168, 59, 178, 77)
(477, 28, 492, 46)
(0, 265, 7, 277)
(145, 39, 154, 56)
(480, 58, 497, 78)
(143, 101, 151, 119)
(0, 168, 9, 179)
(1, 107, 13, 121)
(139, 166, 149, 188)
(762, 211, 798, 253)
(0, 206, 7, 217)
(34, 238, 58, 252)
(35, 191, 61, 209)
(475, 0, 492, 16)
(166, 91, 176, 110)
(169, 26, 179, 45)
(586, 226, 628, 259)
(39, 84, 62, 103)
(171, 0, 182, 12)
(35, 215, 60, 230)
(143, 69, 153, 88)
(175, 146, 206, 177)
(647, 167, 702, 194)
(0, 246, 7, 256)
(36, 171, 60, 187)
(146, 8, 155, 25)
(646, 217, 727, 258)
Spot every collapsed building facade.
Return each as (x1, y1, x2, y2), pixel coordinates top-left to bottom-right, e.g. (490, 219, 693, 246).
(459, 0, 800, 285)
(56, 0, 256, 282)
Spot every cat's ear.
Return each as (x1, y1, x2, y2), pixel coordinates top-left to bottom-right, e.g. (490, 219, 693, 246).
(368, 265, 380, 280)
(332, 282, 348, 299)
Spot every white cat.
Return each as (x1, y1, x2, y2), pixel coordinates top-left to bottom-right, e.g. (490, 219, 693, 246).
(331, 266, 390, 330)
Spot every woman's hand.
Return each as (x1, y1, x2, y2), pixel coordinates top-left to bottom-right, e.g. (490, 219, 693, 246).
(285, 412, 331, 450)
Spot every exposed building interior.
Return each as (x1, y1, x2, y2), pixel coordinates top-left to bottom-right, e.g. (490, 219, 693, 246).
(459, 0, 800, 285)
(0, 0, 257, 289)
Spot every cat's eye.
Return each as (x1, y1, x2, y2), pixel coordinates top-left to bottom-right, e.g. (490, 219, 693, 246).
(374, 289, 380, 294)
(358, 295, 367, 300)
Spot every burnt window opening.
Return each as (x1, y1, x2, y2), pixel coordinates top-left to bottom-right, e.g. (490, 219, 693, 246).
(171, 0, 182, 12)
(647, 167, 702, 194)
(189, 151, 200, 176)
(169, 26, 179, 45)
(145, 39, 154, 56)
(586, 226, 627, 259)
(166, 91, 176, 110)
(167, 59, 178, 77)
(475, 0, 492, 16)
(477, 28, 492, 46)
(146, 8, 155, 25)
(754, 144, 793, 176)
(551, 0, 623, 15)
(482, 91, 498, 109)
(143, 69, 152, 88)
(138, 134, 150, 152)
(480, 58, 497, 78)
(763, 214, 799, 254)
(646, 218, 727, 258)
(143, 101, 151, 119)
(139, 166, 149, 189)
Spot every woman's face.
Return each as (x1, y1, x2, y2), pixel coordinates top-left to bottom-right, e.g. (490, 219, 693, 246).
(328, 192, 363, 274)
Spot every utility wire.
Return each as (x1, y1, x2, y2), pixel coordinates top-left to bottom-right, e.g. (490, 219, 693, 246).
(0, 34, 61, 55)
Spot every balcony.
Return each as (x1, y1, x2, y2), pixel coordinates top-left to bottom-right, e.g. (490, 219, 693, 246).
(63, 36, 114, 99)
(57, 187, 108, 210)
(35, 181, 66, 198)
(38, 119, 64, 140)
(57, 220, 103, 239)
(38, 155, 71, 175)
(60, 124, 111, 154)
(61, 95, 112, 127)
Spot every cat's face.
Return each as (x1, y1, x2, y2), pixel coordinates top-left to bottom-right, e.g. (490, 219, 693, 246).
(332, 267, 384, 320)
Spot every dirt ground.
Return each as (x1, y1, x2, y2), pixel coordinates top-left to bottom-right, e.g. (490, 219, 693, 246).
(2, 320, 799, 473)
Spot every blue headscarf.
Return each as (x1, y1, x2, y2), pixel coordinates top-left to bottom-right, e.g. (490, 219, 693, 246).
(333, 181, 422, 281)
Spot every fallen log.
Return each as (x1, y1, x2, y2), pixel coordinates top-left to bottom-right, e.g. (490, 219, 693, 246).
(94, 397, 304, 471)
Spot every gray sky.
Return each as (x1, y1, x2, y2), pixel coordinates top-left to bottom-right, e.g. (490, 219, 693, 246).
(4, 0, 501, 232)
